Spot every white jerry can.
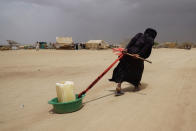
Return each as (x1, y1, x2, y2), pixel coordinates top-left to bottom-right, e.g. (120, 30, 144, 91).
(56, 81, 75, 103)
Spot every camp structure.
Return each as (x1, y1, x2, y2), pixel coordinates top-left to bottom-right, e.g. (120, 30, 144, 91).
(7, 40, 20, 50)
(0, 45, 10, 50)
(39, 42, 47, 49)
(181, 42, 192, 49)
(55, 37, 74, 49)
(176, 42, 193, 50)
(23, 45, 34, 49)
(85, 40, 108, 49)
(162, 42, 177, 48)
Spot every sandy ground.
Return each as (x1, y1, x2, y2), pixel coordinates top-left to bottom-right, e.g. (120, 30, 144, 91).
(0, 48, 196, 131)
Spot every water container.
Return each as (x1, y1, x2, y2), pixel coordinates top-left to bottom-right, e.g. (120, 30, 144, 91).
(56, 81, 75, 103)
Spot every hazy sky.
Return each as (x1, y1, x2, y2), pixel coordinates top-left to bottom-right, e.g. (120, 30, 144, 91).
(0, 0, 196, 44)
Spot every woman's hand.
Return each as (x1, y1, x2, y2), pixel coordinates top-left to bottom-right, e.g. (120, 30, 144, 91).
(132, 54, 140, 59)
(122, 49, 127, 54)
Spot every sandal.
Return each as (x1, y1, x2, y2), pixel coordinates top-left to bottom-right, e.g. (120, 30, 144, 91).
(115, 88, 124, 96)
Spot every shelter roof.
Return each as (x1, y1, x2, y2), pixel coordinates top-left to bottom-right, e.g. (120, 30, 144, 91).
(86, 40, 103, 43)
(56, 37, 73, 44)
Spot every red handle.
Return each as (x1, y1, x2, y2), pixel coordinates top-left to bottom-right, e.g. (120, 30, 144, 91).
(78, 54, 124, 98)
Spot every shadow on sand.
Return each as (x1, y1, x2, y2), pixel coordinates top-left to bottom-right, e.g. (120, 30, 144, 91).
(84, 82, 148, 104)
(83, 92, 114, 104)
(123, 82, 148, 94)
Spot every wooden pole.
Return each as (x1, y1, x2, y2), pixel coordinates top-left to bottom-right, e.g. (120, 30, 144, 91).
(124, 53, 152, 64)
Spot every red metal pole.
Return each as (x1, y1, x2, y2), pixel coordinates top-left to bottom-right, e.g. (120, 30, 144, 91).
(78, 54, 124, 98)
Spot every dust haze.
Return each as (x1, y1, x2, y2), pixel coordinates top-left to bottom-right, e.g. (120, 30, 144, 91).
(0, 0, 196, 44)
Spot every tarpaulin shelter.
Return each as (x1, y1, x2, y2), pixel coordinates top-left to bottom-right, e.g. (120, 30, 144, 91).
(7, 40, 20, 50)
(55, 37, 74, 49)
(163, 42, 177, 48)
(39, 42, 47, 49)
(85, 40, 108, 49)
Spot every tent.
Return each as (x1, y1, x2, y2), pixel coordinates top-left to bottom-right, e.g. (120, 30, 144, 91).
(39, 42, 47, 49)
(56, 37, 74, 49)
(7, 40, 20, 50)
(176, 42, 192, 49)
(85, 40, 108, 49)
(163, 42, 177, 48)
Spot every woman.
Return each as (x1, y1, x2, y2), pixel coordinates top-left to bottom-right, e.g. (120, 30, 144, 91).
(109, 28, 157, 95)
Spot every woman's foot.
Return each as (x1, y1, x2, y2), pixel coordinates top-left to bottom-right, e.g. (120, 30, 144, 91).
(115, 87, 124, 96)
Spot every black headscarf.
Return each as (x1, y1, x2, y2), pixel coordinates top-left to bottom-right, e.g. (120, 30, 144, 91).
(144, 28, 157, 39)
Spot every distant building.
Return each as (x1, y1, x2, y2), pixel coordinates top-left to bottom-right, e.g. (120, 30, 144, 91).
(177, 42, 192, 49)
(7, 40, 20, 50)
(163, 42, 177, 48)
(85, 40, 108, 49)
(55, 37, 74, 49)
(39, 42, 47, 49)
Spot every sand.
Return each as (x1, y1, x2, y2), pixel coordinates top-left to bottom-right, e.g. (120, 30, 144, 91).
(0, 48, 196, 131)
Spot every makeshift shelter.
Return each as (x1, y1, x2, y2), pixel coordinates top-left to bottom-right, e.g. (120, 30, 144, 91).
(7, 40, 20, 50)
(0, 45, 10, 50)
(163, 42, 177, 48)
(85, 40, 108, 49)
(176, 42, 192, 49)
(182, 42, 192, 49)
(56, 37, 74, 49)
(39, 42, 47, 49)
(24, 45, 34, 49)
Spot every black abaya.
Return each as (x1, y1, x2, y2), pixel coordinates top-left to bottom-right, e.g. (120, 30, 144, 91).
(109, 29, 156, 87)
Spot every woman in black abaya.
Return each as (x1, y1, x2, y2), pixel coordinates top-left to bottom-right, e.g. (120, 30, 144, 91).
(109, 28, 157, 95)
